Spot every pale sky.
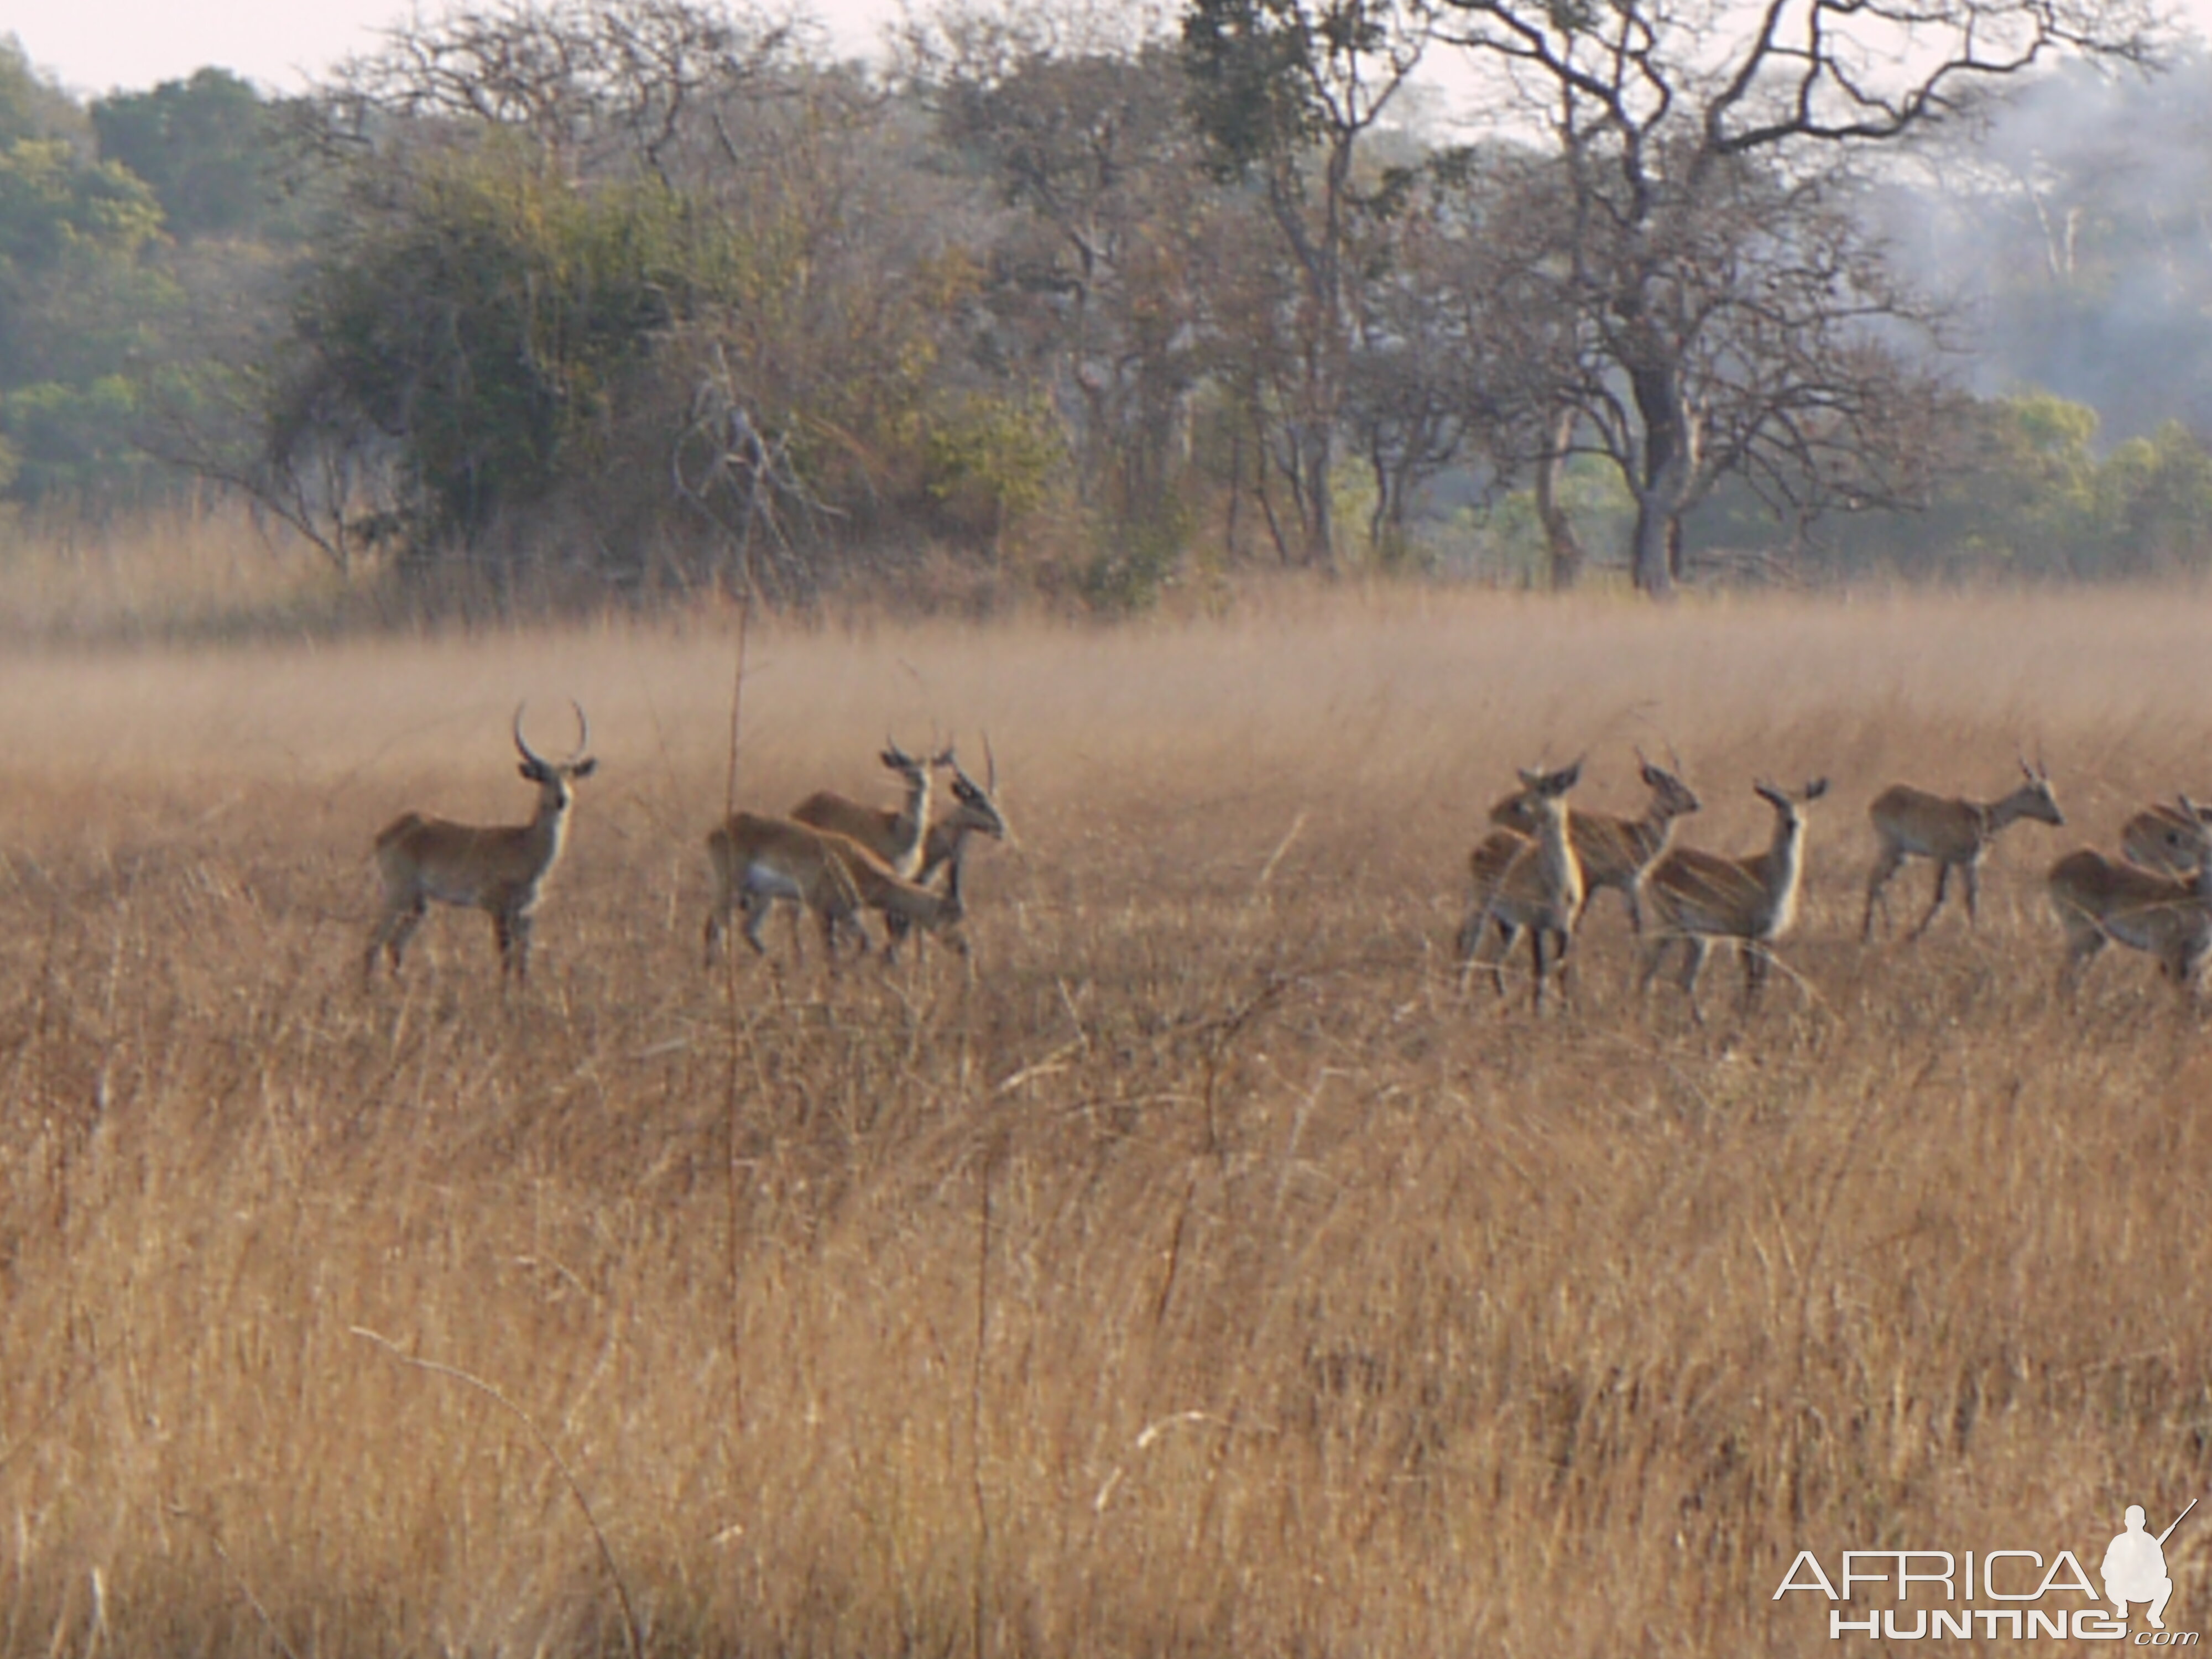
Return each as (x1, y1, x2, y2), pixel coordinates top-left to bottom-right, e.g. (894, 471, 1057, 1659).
(2, 0, 903, 97)
(4, 0, 2206, 100)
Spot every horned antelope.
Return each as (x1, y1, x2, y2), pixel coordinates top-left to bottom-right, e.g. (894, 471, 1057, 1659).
(702, 814, 967, 968)
(1639, 778, 1830, 1023)
(2120, 799, 2212, 878)
(1457, 761, 1584, 1012)
(872, 742, 1010, 959)
(1487, 749, 1702, 933)
(364, 703, 597, 985)
(911, 742, 1010, 898)
(2048, 798, 2212, 1002)
(1861, 758, 2064, 942)
(788, 741, 941, 879)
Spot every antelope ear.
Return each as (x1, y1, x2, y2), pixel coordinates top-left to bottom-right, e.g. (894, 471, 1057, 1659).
(519, 761, 541, 782)
(1804, 778, 1830, 801)
(1555, 759, 1583, 791)
(1517, 768, 1543, 791)
(572, 758, 597, 779)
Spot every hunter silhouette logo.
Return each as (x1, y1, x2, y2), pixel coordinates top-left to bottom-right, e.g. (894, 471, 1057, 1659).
(1774, 1496, 2201, 1642)
(2107, 1501, 2194, 1631)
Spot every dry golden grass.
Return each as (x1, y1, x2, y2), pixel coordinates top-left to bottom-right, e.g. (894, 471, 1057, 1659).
(0, 504, 351, 641)
(5, 585, 2212, 1657)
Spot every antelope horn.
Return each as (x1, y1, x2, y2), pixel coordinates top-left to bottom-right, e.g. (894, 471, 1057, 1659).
(983, 732, 997, 794)
(514, 702, 546, 768)
(568, 700, 591, 763)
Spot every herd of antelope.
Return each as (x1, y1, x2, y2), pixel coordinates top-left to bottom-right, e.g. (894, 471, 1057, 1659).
(363, 703, 1005, 985)
(359, 703, 2212, 1016)
(1458, 749, 2212, 1021)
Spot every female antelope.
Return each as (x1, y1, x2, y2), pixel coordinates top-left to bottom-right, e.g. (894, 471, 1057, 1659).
(789, 741, 941, 879)
(1458, 761, 1584, 1012)
(703, 815, 966, 967)
(1640, 778, 1829, 1023)
(1861, 758, 2063, 941)
(2048, 798, 2212, 1002)
(364, 703, 596, 984)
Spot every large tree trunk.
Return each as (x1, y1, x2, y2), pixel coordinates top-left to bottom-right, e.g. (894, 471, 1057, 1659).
(1535, 406, 1584, 590)
(1267, 158, 1343, 575)
(1630, 493, 1676, 598)
(1296, 419, 1335, 571)
(1628, 358, 1694, 597)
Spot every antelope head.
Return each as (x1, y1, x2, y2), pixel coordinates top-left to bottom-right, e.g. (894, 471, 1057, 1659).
(1516, 758, 1584, 802)
(515, 700, 597, 810)
(881, 739, 930, 787)
(1488, 758, 1584, 836)
(2012, 750, 2065, 827)
(1635, 746, 1702, 821)
(1753, 776, 1829, 825)
(940, 737, 1011, 846)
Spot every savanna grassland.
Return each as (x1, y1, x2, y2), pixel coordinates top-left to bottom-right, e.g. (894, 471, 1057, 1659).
(4, 583, 2212, 1657)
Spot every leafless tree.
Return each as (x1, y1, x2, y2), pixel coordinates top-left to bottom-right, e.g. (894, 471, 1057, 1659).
(324, 0, 807, 184)
(1434, 0, 2167, 594)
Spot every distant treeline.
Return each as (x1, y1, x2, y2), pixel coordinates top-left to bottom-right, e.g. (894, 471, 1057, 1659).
(0, 0, 2207, 609)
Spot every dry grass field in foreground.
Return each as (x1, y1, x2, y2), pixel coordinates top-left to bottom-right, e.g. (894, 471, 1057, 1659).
(4, 587, 2212, 1657)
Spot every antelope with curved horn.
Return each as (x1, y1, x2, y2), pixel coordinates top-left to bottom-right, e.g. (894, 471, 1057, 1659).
(872, 740, 1011, 960)
(1861, 755, 2064, 942)
(2048, 796, 2212, 1001)
(703, 815, 967, 968)
(1484, 748, 1701, 934)
(1639, 778, 1829, 1023)
(365, 703, 597, 984)
(914, 739, 1010, 898)
(1457, 760, 1584, 1012)
(788, 740, 941, 879)
(2120, 799, 2212, 878)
